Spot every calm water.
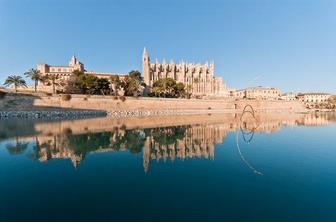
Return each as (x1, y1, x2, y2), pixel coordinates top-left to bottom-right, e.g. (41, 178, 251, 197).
(1, 113, 336, 222)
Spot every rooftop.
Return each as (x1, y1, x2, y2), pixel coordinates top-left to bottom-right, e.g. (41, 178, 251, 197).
(298, 92, 330, 96)
(85, 71, 127, 76)
(238, 86, 279, 91)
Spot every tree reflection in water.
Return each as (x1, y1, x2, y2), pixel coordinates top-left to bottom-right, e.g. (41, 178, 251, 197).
(2, 112, 336, 172)
(5, 136, 29, 155)
(25, 125, 191, 169)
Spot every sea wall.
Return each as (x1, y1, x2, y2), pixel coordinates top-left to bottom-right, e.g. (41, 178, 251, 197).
(0, 94, 306, 116)
(31, 95, 305, 113)
(0, 110, 106, 119)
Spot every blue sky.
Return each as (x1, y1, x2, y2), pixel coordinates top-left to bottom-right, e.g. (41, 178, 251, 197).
(0, 0, 335, 93)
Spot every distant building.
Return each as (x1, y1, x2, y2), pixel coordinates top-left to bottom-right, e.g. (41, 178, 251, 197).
(297, 93, 331, 103)
(234, 86, 280, 100)
(281, 92, 297, 101)
(37, 55, 126, 92)
(142, 48, 228, 97)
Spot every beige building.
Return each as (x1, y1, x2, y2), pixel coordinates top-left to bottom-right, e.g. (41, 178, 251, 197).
(280, 92, 297, 101)
(37, 55, 126, 92)
(234, 86, 280, 100)
(297, 93, 331, 103)
(142, 48, 228, 97)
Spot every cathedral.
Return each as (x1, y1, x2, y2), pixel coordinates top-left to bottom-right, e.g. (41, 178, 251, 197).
(142, 48, 228, 97)
(35, 49, 229, 96)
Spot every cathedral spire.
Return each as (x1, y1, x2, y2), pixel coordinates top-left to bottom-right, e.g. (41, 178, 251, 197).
(143, 47, 147, 56)
(142, 47, 150, 86)
(69, 54, 78, 66)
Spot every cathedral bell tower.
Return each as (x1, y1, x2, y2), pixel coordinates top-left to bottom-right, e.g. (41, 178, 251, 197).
(142, 47, 150, 86)
(69, 54, 84, 72)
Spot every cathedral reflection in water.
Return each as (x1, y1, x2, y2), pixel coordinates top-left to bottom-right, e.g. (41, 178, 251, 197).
(1, 112, 335, 172)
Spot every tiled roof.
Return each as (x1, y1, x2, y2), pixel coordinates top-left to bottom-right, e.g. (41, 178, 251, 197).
(298, 92, 330, 96)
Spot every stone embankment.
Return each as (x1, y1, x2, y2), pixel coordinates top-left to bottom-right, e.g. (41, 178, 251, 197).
(0, 93, 307, 119)
(107, 109, 254, 117)
(0, 110, 106, 119)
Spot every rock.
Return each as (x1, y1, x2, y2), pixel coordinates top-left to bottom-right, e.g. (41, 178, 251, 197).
(0, 110, 107, 119)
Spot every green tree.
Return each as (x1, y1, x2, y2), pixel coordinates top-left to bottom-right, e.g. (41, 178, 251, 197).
(186, 84, 193, 99)
(75, 71, 93, 94)
(92, 78, 111, 95)
(46, 74, 63, 94)
(65, 71, 111, 95)
(83, 75, 110, 95)
(110, 75, 122, 96)
(64, 74, 84, 94)
(151, 85, 164, 97)
(128, 70, 141, 80)
(82, 75, 97, 94)
(24, 68, 43, 92)
(175, 82, 186, 98)
(3, 75, 27, 93)
(151, 78, 185, 98)
(123, 70, 144, 96)
(152, 78, 175, 97)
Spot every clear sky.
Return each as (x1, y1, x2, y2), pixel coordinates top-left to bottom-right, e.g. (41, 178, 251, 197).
(0, 0, 335, 93)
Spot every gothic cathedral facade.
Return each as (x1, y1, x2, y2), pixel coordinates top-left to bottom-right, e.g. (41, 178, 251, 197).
(142, 48, 228, 97)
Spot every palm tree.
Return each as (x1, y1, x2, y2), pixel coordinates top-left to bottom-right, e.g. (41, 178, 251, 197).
(6, 136, 29, 155)
(193, 77, 200, 95)
(24, 68, 43, 92)
(152, 86, 163, 97)
(132, 79, 142, 96)
(46, 74, 62, 94)
(3, 75, 27, 93)
(186, 84, 193, 99)
(110, 75, 122, 96)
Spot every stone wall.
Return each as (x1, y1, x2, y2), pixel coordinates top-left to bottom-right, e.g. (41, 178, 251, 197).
(32, 95, 305, 112)
(1, 93, 306, 114)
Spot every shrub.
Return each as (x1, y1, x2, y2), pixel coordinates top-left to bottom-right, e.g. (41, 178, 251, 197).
(113, 96, 118, 100)
(45, 92, 52, 97)
(0, 91, 7, 99)
(63, 128, 73, 135)
(119, 96, 126, 102)
(83, 97, 88, 101)
(208, 107, 212, 110)
(61, 94, 72, 101)
(113, 126, 119, 131)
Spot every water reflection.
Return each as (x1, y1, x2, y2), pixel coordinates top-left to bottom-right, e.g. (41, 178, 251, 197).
(1, 112, 336, 172)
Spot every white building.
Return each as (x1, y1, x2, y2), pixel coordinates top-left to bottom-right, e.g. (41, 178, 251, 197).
(297, 93, 331, 103)
(281, 92, 297, 101)
(234, 86, 280, 101)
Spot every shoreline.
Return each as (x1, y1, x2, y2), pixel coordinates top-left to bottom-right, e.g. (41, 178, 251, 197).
(1, 93, 334, 119)
(1, 108, 334, 119)
(0, 110, 107, 119)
